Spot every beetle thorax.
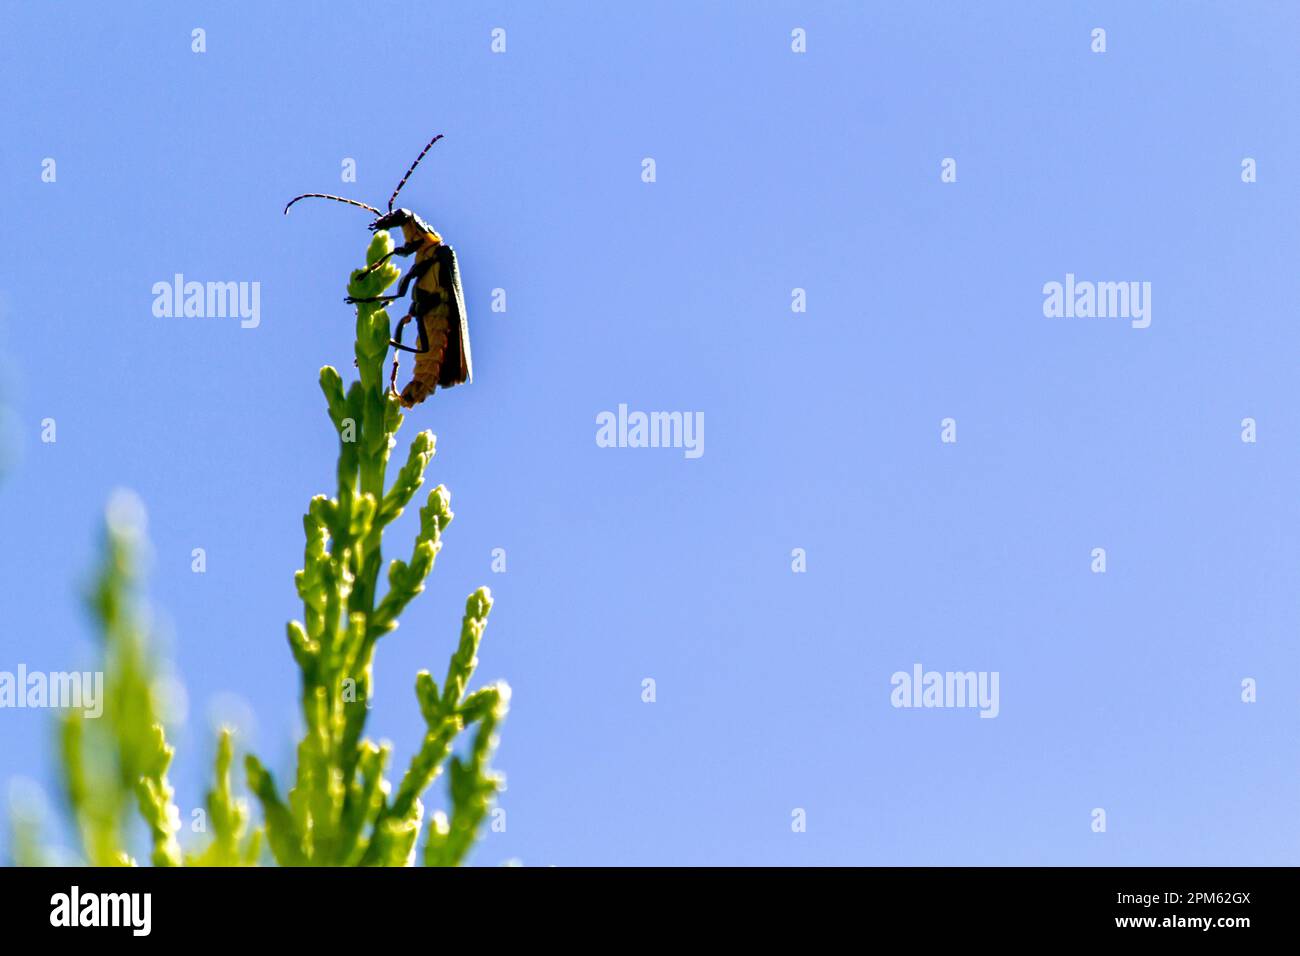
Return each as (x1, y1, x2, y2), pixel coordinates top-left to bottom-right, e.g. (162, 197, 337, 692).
(398, 212, 441, 246)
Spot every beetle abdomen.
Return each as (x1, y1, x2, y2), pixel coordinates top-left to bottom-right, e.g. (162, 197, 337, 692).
(400, 308, 451, 408)
(392, 239, 470, 408)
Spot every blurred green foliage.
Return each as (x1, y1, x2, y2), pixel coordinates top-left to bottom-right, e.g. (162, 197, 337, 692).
(8, 233, 507, 866)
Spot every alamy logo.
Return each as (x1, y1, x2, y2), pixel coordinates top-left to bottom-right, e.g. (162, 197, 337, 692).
(50, 886, 151, 936)
(152, 274, 261, 328)
(0, 666, 103, 718)
(595, 404, 704, 459)
(1042, 273, 1151, 329)
(890, 663, 1000, 718)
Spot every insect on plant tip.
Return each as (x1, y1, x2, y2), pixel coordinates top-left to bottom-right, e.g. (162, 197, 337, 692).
(284, 133, 471, 409)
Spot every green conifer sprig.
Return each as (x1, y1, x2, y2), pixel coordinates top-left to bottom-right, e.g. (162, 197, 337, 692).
(244, 232, 509, 866)
(12, 232, 508, 869)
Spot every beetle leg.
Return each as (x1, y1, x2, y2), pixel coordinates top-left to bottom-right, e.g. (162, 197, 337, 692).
(389, 310, 430, 354)
(357, 241, 419, 277)
(391, 258, 436, 299)
(413, 312, 430, 355)
(348, 256, 434, 304)
(347, 252, 437, 304)
(389, 314, 414, 396)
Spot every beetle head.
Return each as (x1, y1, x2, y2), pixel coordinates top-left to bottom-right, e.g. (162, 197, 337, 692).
(372, 208, 441, 244)
(370, 208, 412, 232)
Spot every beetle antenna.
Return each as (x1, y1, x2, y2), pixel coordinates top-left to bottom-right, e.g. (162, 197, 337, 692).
(388, 133, 444, 211)
(284, 193, 381, 216)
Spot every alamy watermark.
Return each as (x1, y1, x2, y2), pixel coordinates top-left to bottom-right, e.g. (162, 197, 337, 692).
(50, 886, 151, 936)
(1042, 273, 1151, 329)
(890, 663, 999, 718)
(152, 274, 261, 328)
(595, 404, 704, 459)
(0, 666, 103, 718)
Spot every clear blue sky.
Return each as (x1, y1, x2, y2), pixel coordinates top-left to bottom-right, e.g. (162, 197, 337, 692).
(2, 2, 1298, 865)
